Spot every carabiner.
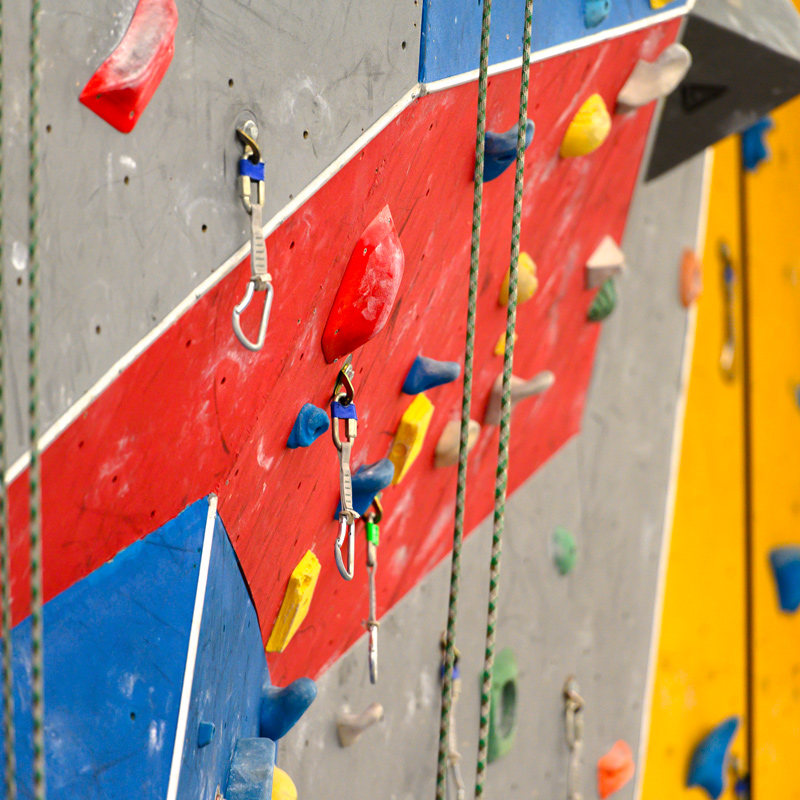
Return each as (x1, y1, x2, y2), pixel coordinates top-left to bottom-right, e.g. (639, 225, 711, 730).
(336, 515, 356, 580)
(232, 280, 273, 351)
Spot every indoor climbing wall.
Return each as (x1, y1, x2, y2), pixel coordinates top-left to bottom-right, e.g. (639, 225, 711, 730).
(0, 0, 725, 797)
(641, 2, 800, 797)
(277, 151, 710, 800)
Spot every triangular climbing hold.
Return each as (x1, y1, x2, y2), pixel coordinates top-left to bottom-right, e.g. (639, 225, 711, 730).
(585, 236, 625, 289)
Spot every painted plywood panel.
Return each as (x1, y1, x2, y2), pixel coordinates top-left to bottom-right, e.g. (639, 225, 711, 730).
(4, 23, 681, 693)
(419, 0, 689, 82)
(0, 0, 421, 463)
(746, 95, 800, 799)
(640, 136, 747, 800)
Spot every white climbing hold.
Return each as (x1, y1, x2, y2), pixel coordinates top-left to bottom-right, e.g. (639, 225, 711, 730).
(485, 371, 555, 426)
(434, 419, 481, 468)
(336, 702, 384, 747)
(617, 43, 692, 110)
(586, 236, 626, 289)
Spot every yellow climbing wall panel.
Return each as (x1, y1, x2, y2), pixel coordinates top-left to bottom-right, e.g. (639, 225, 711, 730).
(746, 94, 800, 798)
(641, 137, 746, 800)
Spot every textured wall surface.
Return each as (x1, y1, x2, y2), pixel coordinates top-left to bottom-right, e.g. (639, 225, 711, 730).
(0, 0, 422, 461)
(277, 152, 708, 800)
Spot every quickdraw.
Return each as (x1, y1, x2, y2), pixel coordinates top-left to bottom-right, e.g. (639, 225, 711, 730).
(331, 355, 358, 581)
(233, 120, 273, 351)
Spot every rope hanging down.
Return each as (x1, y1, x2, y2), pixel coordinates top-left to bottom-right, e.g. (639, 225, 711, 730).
(28, 0, 46, 797)
(475, 0, 535, 795)
(0, 1, 18, 797)
(435, 1, 494, 798)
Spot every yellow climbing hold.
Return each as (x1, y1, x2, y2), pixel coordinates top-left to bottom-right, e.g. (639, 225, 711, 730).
(272, 767, 298, 800)
(266, 550, 321, 653)
(388, 393, 434, 484)
(560, 94, 612, 158)
(498, 252, 538, 305)
(493, 331, 519, 357)
(649, 0, 672, 7)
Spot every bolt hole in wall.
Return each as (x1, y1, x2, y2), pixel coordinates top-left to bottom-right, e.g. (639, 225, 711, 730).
(228, 78, 234, 87)
(303, 130, 309, 140)
(123, 175, 129, 185)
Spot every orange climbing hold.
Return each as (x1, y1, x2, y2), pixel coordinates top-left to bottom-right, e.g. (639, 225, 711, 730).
(79, 0, 178, 133)
(597, 740, 635, 799)
(680, 248, 703, 307)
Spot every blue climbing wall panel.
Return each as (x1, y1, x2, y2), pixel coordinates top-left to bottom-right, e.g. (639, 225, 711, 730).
(419, 0, 688, 82)
(4, 498, 209, 799)
(1, 496, 286, 800)
(175, 506, 268, 799)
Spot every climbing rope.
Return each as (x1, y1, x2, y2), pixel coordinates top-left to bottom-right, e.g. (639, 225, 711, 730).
(0, 1, 17, 798)
(435, 1, 493, 798)
(28, 0, 46, 797)
(475, 0, 534, 795)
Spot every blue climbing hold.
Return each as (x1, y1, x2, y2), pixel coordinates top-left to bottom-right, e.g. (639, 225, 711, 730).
(584, 0, 611, 28)
(687, 716, 740, 799)
(403, 356, 461, 395)
(227, 737, 276, 800)
(483, 120, 535, 182)
(335, 459, 395, 519)
(769, 546, 800, 612)
(260, 677, 318, 741)
(741, 117, 773, 172)
(197, 721, 216, 748)
(287, 403, 330, 449)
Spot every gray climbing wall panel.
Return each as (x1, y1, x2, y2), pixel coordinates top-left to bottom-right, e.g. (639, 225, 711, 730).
(0, 0, 421, 461)
(277, 152, 708, 800)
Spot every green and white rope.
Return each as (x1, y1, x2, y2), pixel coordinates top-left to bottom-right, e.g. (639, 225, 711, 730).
(475, 0, 534, 795)
(0, 0, 17, 797)
(436, 2, 493, 799)
(28, 0, 45, 797)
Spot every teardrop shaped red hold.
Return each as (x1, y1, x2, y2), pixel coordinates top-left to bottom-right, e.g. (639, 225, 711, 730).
(79, 0, 179, 133)
(321, 205, 405, 363)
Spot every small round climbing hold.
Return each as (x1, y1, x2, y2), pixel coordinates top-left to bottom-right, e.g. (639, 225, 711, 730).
(498, 252, 538, 306)
(272, 767, 298, 800)
(587, 278, 617, 322)
(552, 527, 577, 575)
(287, 403, 330, 449)
(597, 740, 635, 799)
(560, 94, 612, 158)
(584, 0, 611, 29)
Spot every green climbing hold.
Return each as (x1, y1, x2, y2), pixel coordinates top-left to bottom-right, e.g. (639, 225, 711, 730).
(488, 648, 518, 763)
(553, 527, 577, 575)
(587, 278, 617, 322)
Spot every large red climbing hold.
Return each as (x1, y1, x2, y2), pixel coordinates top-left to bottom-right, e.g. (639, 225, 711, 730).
(79, 0, 179, 133)
(321, 205, 405, 363)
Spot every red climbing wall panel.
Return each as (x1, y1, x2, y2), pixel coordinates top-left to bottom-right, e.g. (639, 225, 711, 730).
(6, 21, 680, 684)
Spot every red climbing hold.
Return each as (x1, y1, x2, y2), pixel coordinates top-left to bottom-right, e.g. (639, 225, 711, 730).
(597, 740, 635, 799)
(79, 0, 178, 133)
(321, 205, 405, 363)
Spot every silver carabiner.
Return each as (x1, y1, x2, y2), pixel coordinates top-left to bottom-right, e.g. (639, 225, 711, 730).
(232, 280, 273, 351)
(335, 515, 356, 581)
(233, 119, 273, 352)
